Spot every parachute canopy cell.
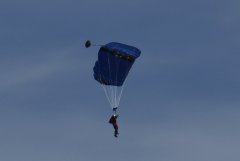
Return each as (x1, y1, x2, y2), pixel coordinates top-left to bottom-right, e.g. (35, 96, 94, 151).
(93, 42, 141, 86)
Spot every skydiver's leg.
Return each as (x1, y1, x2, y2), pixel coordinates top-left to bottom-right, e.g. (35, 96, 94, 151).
(114, 125, 119, 137)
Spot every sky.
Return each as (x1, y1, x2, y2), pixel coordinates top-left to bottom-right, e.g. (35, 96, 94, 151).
(1, 0, 240, 161)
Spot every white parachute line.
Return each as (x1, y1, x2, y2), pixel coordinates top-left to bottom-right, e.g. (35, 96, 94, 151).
(107, 53, 114, 109)
(109, 86, 115, 108)
(111, 86, 114, 108)
(114, 55, 120, 108)
(110, 78, 115, 108)
(97, 62, 113, 108)
(98, 53, 114, 109)
(116, 83, 125, 107)
(108, 86, 114, 108)
(101, 84, 114, 108)
(114, 62, 117, 108)
(116, 61, 130, 107)
(115, 86, 117, 108)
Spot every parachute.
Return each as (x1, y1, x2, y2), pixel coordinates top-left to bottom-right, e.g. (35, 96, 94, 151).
(86, 41, 141, 109)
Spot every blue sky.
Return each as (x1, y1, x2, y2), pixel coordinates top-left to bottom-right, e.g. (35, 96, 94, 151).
(1, 0, 240, 161)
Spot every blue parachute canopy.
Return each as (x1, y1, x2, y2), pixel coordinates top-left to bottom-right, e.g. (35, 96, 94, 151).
(93, 42, 141, 86)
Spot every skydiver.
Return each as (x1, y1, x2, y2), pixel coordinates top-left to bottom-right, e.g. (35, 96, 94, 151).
(109, 114, 119, 137)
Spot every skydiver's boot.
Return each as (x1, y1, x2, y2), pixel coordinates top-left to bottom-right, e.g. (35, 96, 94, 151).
(114, 130, 119, 137)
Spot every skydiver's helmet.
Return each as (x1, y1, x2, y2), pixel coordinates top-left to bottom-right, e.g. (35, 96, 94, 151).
(113, 114, 119, 118)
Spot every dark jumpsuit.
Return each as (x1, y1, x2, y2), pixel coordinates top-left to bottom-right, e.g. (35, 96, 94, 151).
(109, 115, 119, 137)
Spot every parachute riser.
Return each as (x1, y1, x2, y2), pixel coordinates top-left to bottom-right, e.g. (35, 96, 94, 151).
(113, 107, 118, 115)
